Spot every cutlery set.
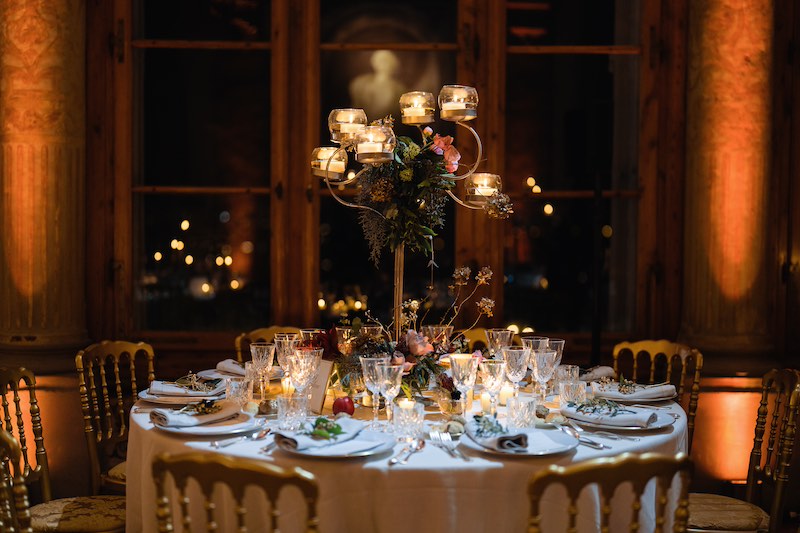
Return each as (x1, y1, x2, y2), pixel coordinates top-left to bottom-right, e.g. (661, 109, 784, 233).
(429, 431, 471, 461)
(388, 438, 425, 466)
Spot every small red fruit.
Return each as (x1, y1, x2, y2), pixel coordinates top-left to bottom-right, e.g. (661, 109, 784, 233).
(332, 396, 355, 416)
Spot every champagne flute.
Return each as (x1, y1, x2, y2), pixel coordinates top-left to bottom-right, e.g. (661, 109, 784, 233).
(485, 328, 514, 358)
(377, 363, 404, 425)
(360, 355, 390, 429)
(501, 346, 530, 396)
(531, 348, 558, 404)
(450, 354, 480, 416)
(479, 359, 506, 416)
(249, 342, 275, 399)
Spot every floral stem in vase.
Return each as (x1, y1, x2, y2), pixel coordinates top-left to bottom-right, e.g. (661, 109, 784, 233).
(393, 243, 405, 342)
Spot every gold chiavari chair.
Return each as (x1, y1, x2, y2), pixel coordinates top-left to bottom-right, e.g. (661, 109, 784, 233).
(234, 326, 301, 363)
(528, 452, 693, 533)
(687, 369, 800, 533)
(152, 452, 320, 532)
(0, 368, 126, 532)
(612, 340, 703, 453)
(75, 340, 155, 495)
(1, 429, 33, 533)
(454, 328, 488, 352)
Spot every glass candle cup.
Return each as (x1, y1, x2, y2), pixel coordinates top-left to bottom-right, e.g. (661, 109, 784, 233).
(466, 173, 502, 205)
(438, 85, 478, 121)
(328, 108, 367, 143)
(507, 396, 537, 430)
(225, 377, 253, 407)
(355, 125, 396, 164)
(394, 400, 425, 441)
(311, 146, 347, 180)
(559, 380, 587, 406)
(399, 91, 435, 125)
(277, 393, 308, 431)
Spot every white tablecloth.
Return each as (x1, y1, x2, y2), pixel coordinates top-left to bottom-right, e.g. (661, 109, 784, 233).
(126, 399, 687, 533)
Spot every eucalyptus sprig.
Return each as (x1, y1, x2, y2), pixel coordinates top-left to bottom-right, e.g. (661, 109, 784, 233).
(567, 398, 635, 418)
(472, 414, 507, 437)
(178, 399, 222, 415)
(300, 417, 344, 441)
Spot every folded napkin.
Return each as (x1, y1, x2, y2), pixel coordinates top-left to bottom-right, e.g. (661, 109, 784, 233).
(150, 400, 241, 428)
(561, 402, 657, 428)
(579, 366, 616, 382)
(216, 359, 246, 376)
(590, 381, 676, 401)
(273, 417, 365, 451)
(148, 380, 226, 397)
(465, 420, 528, 452)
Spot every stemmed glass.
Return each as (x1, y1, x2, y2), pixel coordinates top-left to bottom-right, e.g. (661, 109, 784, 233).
(501, 346, 530, 396)
(522, 336, 549, 393)
(287, 347, 323, 419)
(249, 342, 275, 399)
(421, 325, 454, 345)
(274, 334, 298, 375)
(360, 355, 390, 429)
(377, 363, 404, 425)
(485, 328, 514, 358)
(547, 338, 566, 395)
(531, 348, 559, 404)
(450, 354, 480, 416)
(299, 329, 326, 347)
(479, 359, 506, 416)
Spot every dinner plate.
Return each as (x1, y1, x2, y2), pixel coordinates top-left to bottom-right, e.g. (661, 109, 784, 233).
(275, 431, 395, 459)
(138, 389, 224, 405)
(196, 368, 285, 381)
(567, 411, 676, 431)
(153, 412, 260, 437)
(591, 391, 677, 404)
(461, 428, 579, 456)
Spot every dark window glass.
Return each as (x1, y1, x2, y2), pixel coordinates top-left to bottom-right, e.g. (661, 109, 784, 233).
(134, 194, 270, 331)
(140, 49, 270, 187)
(139, 0, 270, 41)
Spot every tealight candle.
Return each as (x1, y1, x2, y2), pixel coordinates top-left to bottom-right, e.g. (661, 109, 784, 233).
(281, 377, 295, 395)
(480, 391, 492, 413)
(357, 141, 383, 153)
(499, 384, 515, 406)
(466, 173, 502, 205)
(311, 146, 347, 179)
(398, 398, 416, 410)
(399, 91, 435, 125)
(355, 125, 396, 164)
(328, 108, 367, 143)
(438, 85, 478, 122)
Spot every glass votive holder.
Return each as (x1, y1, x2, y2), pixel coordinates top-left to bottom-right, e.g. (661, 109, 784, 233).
(507, 396, 537, 430)
(556, 364, 580, 383)
(394, 400, 424, 441)
(328, 108, 367, 143)
(311, 146, 347, 180)
(277, 393, 308, 431)
(225, 377, 253, 407)
(466, 173, 502, 205)
(559, 380, 587, 406)
(355, 125, 396, 164)
(399, 91, 435, 125)
(438, 84, 478, 121)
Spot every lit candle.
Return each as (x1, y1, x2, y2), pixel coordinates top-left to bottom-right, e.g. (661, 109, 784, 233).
(281, 377, 295, 395)
(398, 398, 416, 410)
(402, 107, 428, 117)
(499, 384, 514, 406)
(357, 141, 384, 154)
(339, 122, 363, 134)
(474, 186, 497, 197)
(480, 392, 492, 413)
(441, 101, 467, 110)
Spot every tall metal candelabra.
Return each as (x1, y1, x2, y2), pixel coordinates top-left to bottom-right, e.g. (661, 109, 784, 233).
(311, 85, 506, 341)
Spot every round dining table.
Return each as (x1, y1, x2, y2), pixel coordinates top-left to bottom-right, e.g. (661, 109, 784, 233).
(125, 395, 687, 533)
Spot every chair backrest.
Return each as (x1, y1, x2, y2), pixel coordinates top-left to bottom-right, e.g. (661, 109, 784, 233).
(745, 368, 800, 532)
(235, 326, 301, 363)
(612, 340, 703, 452)
(75, 340, 155, 494)
(0, 368, 50, 502)
(528, 452, 693, 533)
(152, 452, 319, 532)
(0, 429, 33, 533)
(454, 328, 487, 352)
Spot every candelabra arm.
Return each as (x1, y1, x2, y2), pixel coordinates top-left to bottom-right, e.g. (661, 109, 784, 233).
(446, 189, 482, 210)
(324, 172, 386, 219)
(448, 121, 483, 181)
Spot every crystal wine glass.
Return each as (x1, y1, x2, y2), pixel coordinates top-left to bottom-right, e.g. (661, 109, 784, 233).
(249, 342, 275, 399)
(522, 336, 549, 393)
(289, 347, 323, 394)
(274, 335, 298, 375)
(360, 355, 390, 429)
(501, 346, 530, 396)
(479, 359, 506, 416)
(377, 363, 404, 425)
(450, 354, 480, 416)
(547, 338, 566, 395)
(531, 348, 558, 404)
(485, 328, 514, 358)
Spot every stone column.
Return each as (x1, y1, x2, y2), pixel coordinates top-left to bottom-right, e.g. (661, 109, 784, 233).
(682, 0, 774, 358)
(0, 0, 87, 372)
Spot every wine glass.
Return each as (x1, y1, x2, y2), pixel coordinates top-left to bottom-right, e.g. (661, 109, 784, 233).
(485, 328, 514, 358)
(522, 336, 549, 392)
(531, 348, 558, 404)
(548, 338, 566, 395)
(360, 355, 390, 429)
(288, 348, 323, 394)
(377, 363, 404, 425)
(450, 354, 480, 416)
(274, 335, 298, 375)
(421, 325, 454, 345)
(249, 342, 275, 399)
(479, 359, 506, 416)
(299, 328, 326, 348)
(501, 346, 530, 396)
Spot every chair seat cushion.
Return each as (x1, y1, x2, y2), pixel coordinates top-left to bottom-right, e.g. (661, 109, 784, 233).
(30, 495, 125, 532)
(106, 461, 127, 482)
(688, 492, 769, 531)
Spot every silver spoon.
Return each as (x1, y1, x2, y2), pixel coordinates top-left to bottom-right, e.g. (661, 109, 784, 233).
(212, 427, 271, 449)
(399, 438, 425, 465)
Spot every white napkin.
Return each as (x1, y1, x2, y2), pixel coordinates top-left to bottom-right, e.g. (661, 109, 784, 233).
(579, 366, 616, 381)
(590, 381, 676, 401)
(561, 403, 657, 428)
(216, 359, 246, 376)
(148, 380, 226, 397)
(150, 400, 241, 428)
(273, 417, 365, 451)
(465, 421, 528, 452)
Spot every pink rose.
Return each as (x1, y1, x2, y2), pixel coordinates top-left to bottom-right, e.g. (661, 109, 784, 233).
(405, 329, 434, 357)
(423, 126, 434, 136)
(472, 350, 484, 364)
(392, 353, 416, 373)
(443, 145, 461, 173)
(431, 134, 454, 156)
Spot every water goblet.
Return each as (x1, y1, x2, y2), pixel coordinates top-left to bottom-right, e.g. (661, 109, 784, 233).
(547, 338, 566, 395)
(377, 363, 404, 425)
(274, 336, 298, 374)
(479, 359, 506, 416)
(360, 355, 390, 429)
(501, 346, 530, 396)
(249, 342, 275, 399)
(450, 354, 480, 415)
(531, 348, 558, 404)
(421, 325, 454, 345)
(289, 347, 323, 396)
(485, 328, 514, 358)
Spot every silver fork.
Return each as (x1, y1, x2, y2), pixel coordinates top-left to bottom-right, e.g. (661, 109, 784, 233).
(568, 419, 639, 442)
(429, 431, 456, 458)
(439, 431, 470, 461)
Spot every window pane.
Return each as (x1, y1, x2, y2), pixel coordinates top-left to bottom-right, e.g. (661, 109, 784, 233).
(134, 194, 270, 331)
(507, 0, 640, 46)
(139, 0, 270, 41)
(139, 49, 270, 187)
(321, 0, 457, 44)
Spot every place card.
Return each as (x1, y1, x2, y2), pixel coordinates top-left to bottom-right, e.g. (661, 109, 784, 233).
(308, 359, 334, 415)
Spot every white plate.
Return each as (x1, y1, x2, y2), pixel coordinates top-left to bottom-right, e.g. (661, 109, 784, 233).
(567, 411, 676, 431)
(275, 431, 395, 459)
(196, 368, 284, 381)
(154, 412, 260, 437)
(138, 390, 224, 405)
(592, 392, 677, 404)
(462, 428, 579, 456)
